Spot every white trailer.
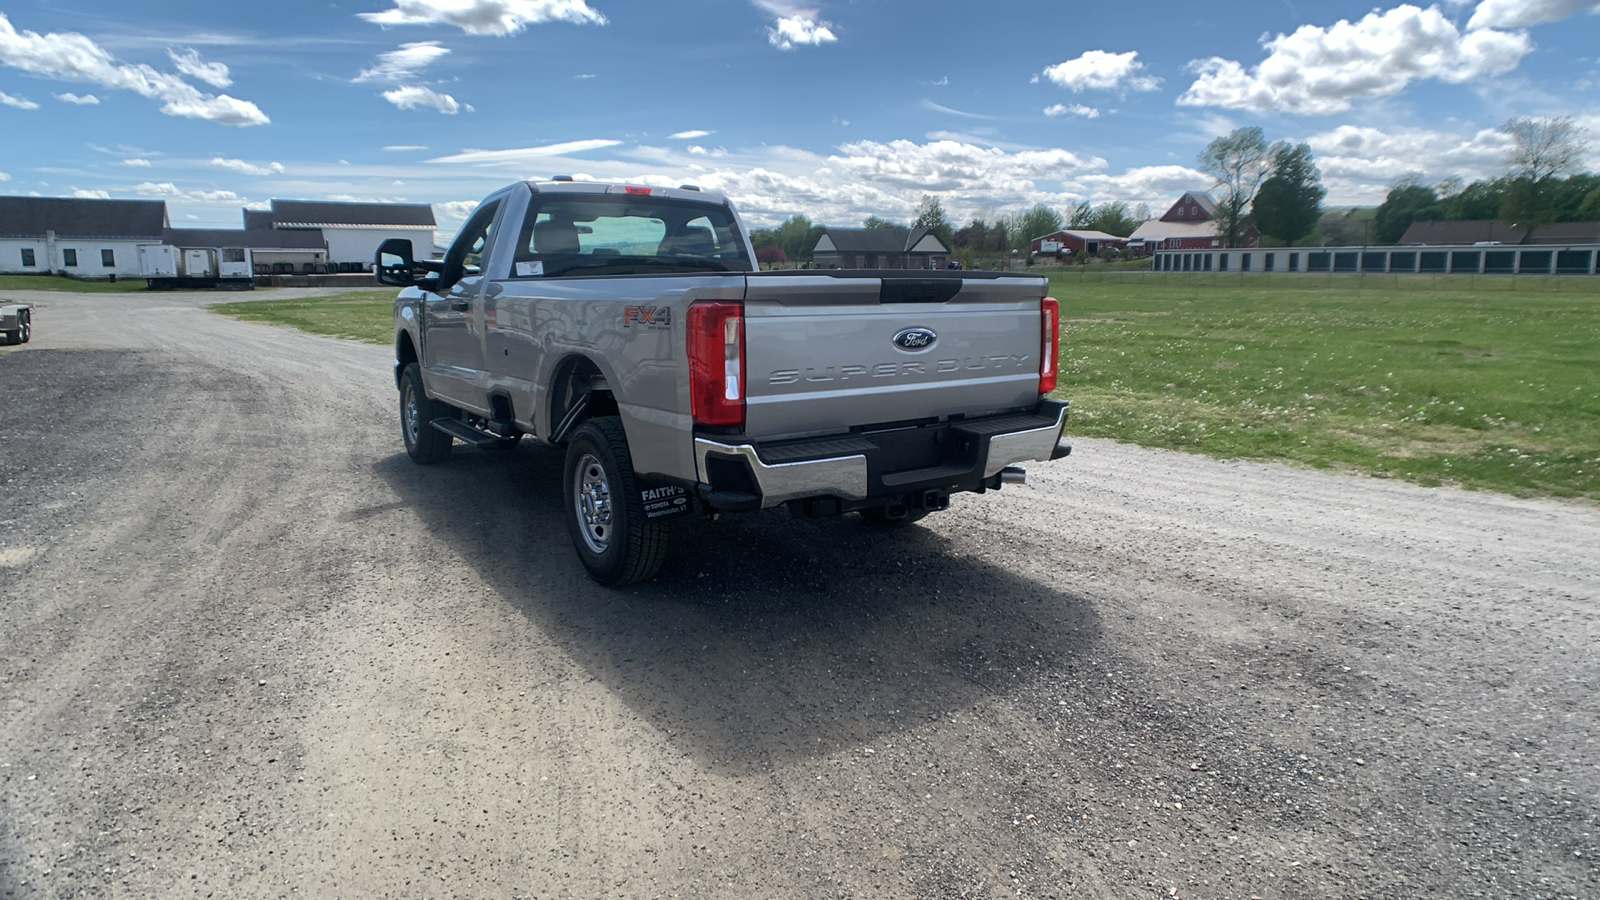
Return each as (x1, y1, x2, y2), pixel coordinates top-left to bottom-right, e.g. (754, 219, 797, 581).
(139, 243, 254, 290)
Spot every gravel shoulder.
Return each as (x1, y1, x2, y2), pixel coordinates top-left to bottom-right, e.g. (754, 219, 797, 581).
(1, 289, 1596, 899)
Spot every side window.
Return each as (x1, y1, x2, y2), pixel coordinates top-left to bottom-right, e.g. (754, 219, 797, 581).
(442, 199, 501, 287)
(21, 248, 35, 267)
(63, 248, 78, 267)
(102, 249, 116, 267)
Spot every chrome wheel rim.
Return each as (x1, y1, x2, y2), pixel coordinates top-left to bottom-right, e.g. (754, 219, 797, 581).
(573, 452, 613, 554)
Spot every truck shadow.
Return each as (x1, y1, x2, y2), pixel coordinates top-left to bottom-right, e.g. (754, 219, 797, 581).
(374, 444, 1101, 775)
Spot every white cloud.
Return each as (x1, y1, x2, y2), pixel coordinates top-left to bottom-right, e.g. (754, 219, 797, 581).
(73, 189, 110, 198)
(757, 1, 837, 49)
(1303, 123, 1514, 203)
(122, 157, 152, 167)
(384, 144, 429, 151)
(359, 0, 606, 35)
(670, 129, 712, 139)
(1040, 50, 1160, 93)
(427, 138, 624, 165)
(1468, 0, 1600, 29)
(0, 13, 269, 125)
(167, 48, 231, 88)
(382, 85, 466, 113)
(132, 181, 248, 204)
(55, 91, 98, 104)
(1178, 5, 1533, 115)
(0, 170, 9, 181)
(1044, 103, 1100, 118)
(210, 157, 285, 176)
(0, 89, 38, 109)
(355, 41, 449, 82)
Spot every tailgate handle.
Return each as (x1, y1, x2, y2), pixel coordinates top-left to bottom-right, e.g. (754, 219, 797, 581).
(879, 278, 960, 304)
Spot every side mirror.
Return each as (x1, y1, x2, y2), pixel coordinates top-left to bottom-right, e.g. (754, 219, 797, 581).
(375, 238, 416, 286)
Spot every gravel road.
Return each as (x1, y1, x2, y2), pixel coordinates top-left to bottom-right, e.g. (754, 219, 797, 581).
(1, 288, 1596, 899)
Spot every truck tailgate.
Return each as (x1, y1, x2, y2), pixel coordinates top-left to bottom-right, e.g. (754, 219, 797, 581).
(741, 272, 1048, 439)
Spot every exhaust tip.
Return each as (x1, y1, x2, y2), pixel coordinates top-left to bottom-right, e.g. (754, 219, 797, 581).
(999, 466, 1027, 485)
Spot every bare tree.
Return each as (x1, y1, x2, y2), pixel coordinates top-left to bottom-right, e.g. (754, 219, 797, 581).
(1501, 116, 1591, 224)
(1503, 116, 1590, 183)
(1197, 127, 1273, 247)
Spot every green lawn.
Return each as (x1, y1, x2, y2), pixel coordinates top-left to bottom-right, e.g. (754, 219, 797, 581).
(1044, 272, 1600, 501)
(0, 274, 151, 293)
(209, 275, 1600, 501)
(209, 290, 396, 344)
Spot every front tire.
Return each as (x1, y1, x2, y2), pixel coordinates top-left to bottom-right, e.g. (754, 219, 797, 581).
(563, 417, 669, 586)
(399, 362, 454, 464)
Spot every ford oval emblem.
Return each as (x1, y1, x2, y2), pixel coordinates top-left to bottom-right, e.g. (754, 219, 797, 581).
(893, 327, 938, 352)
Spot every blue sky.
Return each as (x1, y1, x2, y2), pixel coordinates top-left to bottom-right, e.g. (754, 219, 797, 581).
(2, 0, 1598, 236)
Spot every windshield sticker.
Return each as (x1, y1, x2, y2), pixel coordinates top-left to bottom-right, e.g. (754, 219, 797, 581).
(515, 260, 544, 277)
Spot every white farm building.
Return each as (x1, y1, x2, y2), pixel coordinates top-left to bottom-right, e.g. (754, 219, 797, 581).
(0, 197, 167, 278)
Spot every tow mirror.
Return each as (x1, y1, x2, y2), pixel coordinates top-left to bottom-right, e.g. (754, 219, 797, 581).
(375, 238, 416, 287)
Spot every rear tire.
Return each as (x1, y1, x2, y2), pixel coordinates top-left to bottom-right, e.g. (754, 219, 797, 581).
(400, 363, 454, 464)
(18, 312, 30, 344)
(563, 417, 669, 586)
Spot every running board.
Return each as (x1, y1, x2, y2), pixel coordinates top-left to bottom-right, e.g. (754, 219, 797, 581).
(430, 418, 505, 447)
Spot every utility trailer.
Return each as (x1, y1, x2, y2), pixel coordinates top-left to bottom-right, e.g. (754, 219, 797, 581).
(138, 244, 255, 290)
(0, 302, 33, 345)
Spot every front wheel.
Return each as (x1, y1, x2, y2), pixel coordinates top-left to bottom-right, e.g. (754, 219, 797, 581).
(563, 417, 669, 586)
(399, 363, 454, 464)
(18, 312, 30, 344)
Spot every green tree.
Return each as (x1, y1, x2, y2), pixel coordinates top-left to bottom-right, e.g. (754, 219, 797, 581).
(1373, 181, 1443, 244)
(1252, 143, 1325, 245)
(912, 195, 955, 249)
(1016, 203, 1064, 249)
(1197, 126, 1273, 247)
(862, 216, 902, 230)
(1578, 186, 1600, 221)
(774, 214, 823, 262)
(1443, 178, 1508, 220)
(1066, 201, 1094, 229)
(1085, 201, 1140, 237)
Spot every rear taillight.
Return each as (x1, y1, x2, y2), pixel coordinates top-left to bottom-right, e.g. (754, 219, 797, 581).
(687, 300, 745, 428)
(1039, 296, 1060, 395)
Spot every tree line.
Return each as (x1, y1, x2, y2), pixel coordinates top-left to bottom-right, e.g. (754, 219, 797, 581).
(1373, 117, 1596, 243)
(748, 116, 1590, 265)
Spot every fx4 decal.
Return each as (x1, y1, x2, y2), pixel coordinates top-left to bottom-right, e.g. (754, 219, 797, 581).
(623, 306, 673, 329)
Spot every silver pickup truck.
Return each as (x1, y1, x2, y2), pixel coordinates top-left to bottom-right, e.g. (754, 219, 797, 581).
(378, 179, 1069, 585)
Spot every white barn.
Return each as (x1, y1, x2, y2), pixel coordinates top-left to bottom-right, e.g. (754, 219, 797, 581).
(267, 199, 435, 271)
(0, 196, 167, 278)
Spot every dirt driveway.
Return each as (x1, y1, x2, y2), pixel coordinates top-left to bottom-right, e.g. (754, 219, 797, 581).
(1, 289, 1596, 899)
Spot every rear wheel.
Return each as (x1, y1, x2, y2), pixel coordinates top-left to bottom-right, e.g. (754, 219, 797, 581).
(18, 312, 30, 344)
(399, 363, 454, 464)
(563, 417, 669, 586)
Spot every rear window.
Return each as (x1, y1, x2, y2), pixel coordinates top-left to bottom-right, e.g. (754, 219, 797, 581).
(512, 194, 752, 277)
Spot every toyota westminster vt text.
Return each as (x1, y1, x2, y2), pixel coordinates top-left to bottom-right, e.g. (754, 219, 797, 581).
(377, 179, 1070, 585)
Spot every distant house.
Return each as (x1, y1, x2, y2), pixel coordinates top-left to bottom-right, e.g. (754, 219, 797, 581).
(267, 199, 436, 271)
(1398, 220, 1527, 245)
(1030, 229, 1128, 256)
(811, 226, 948, 269)
(1126, 190, 1259, 252)
(0, 196, 167, 277)
(1398, 219, 1600, 246)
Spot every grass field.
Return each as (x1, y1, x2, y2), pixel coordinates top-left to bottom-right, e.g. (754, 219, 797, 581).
(210, 275, 1600, 502)
(210, 290, 396, 344)
(0, 274, 151, 293)
(1045, 272, 1600, 501)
